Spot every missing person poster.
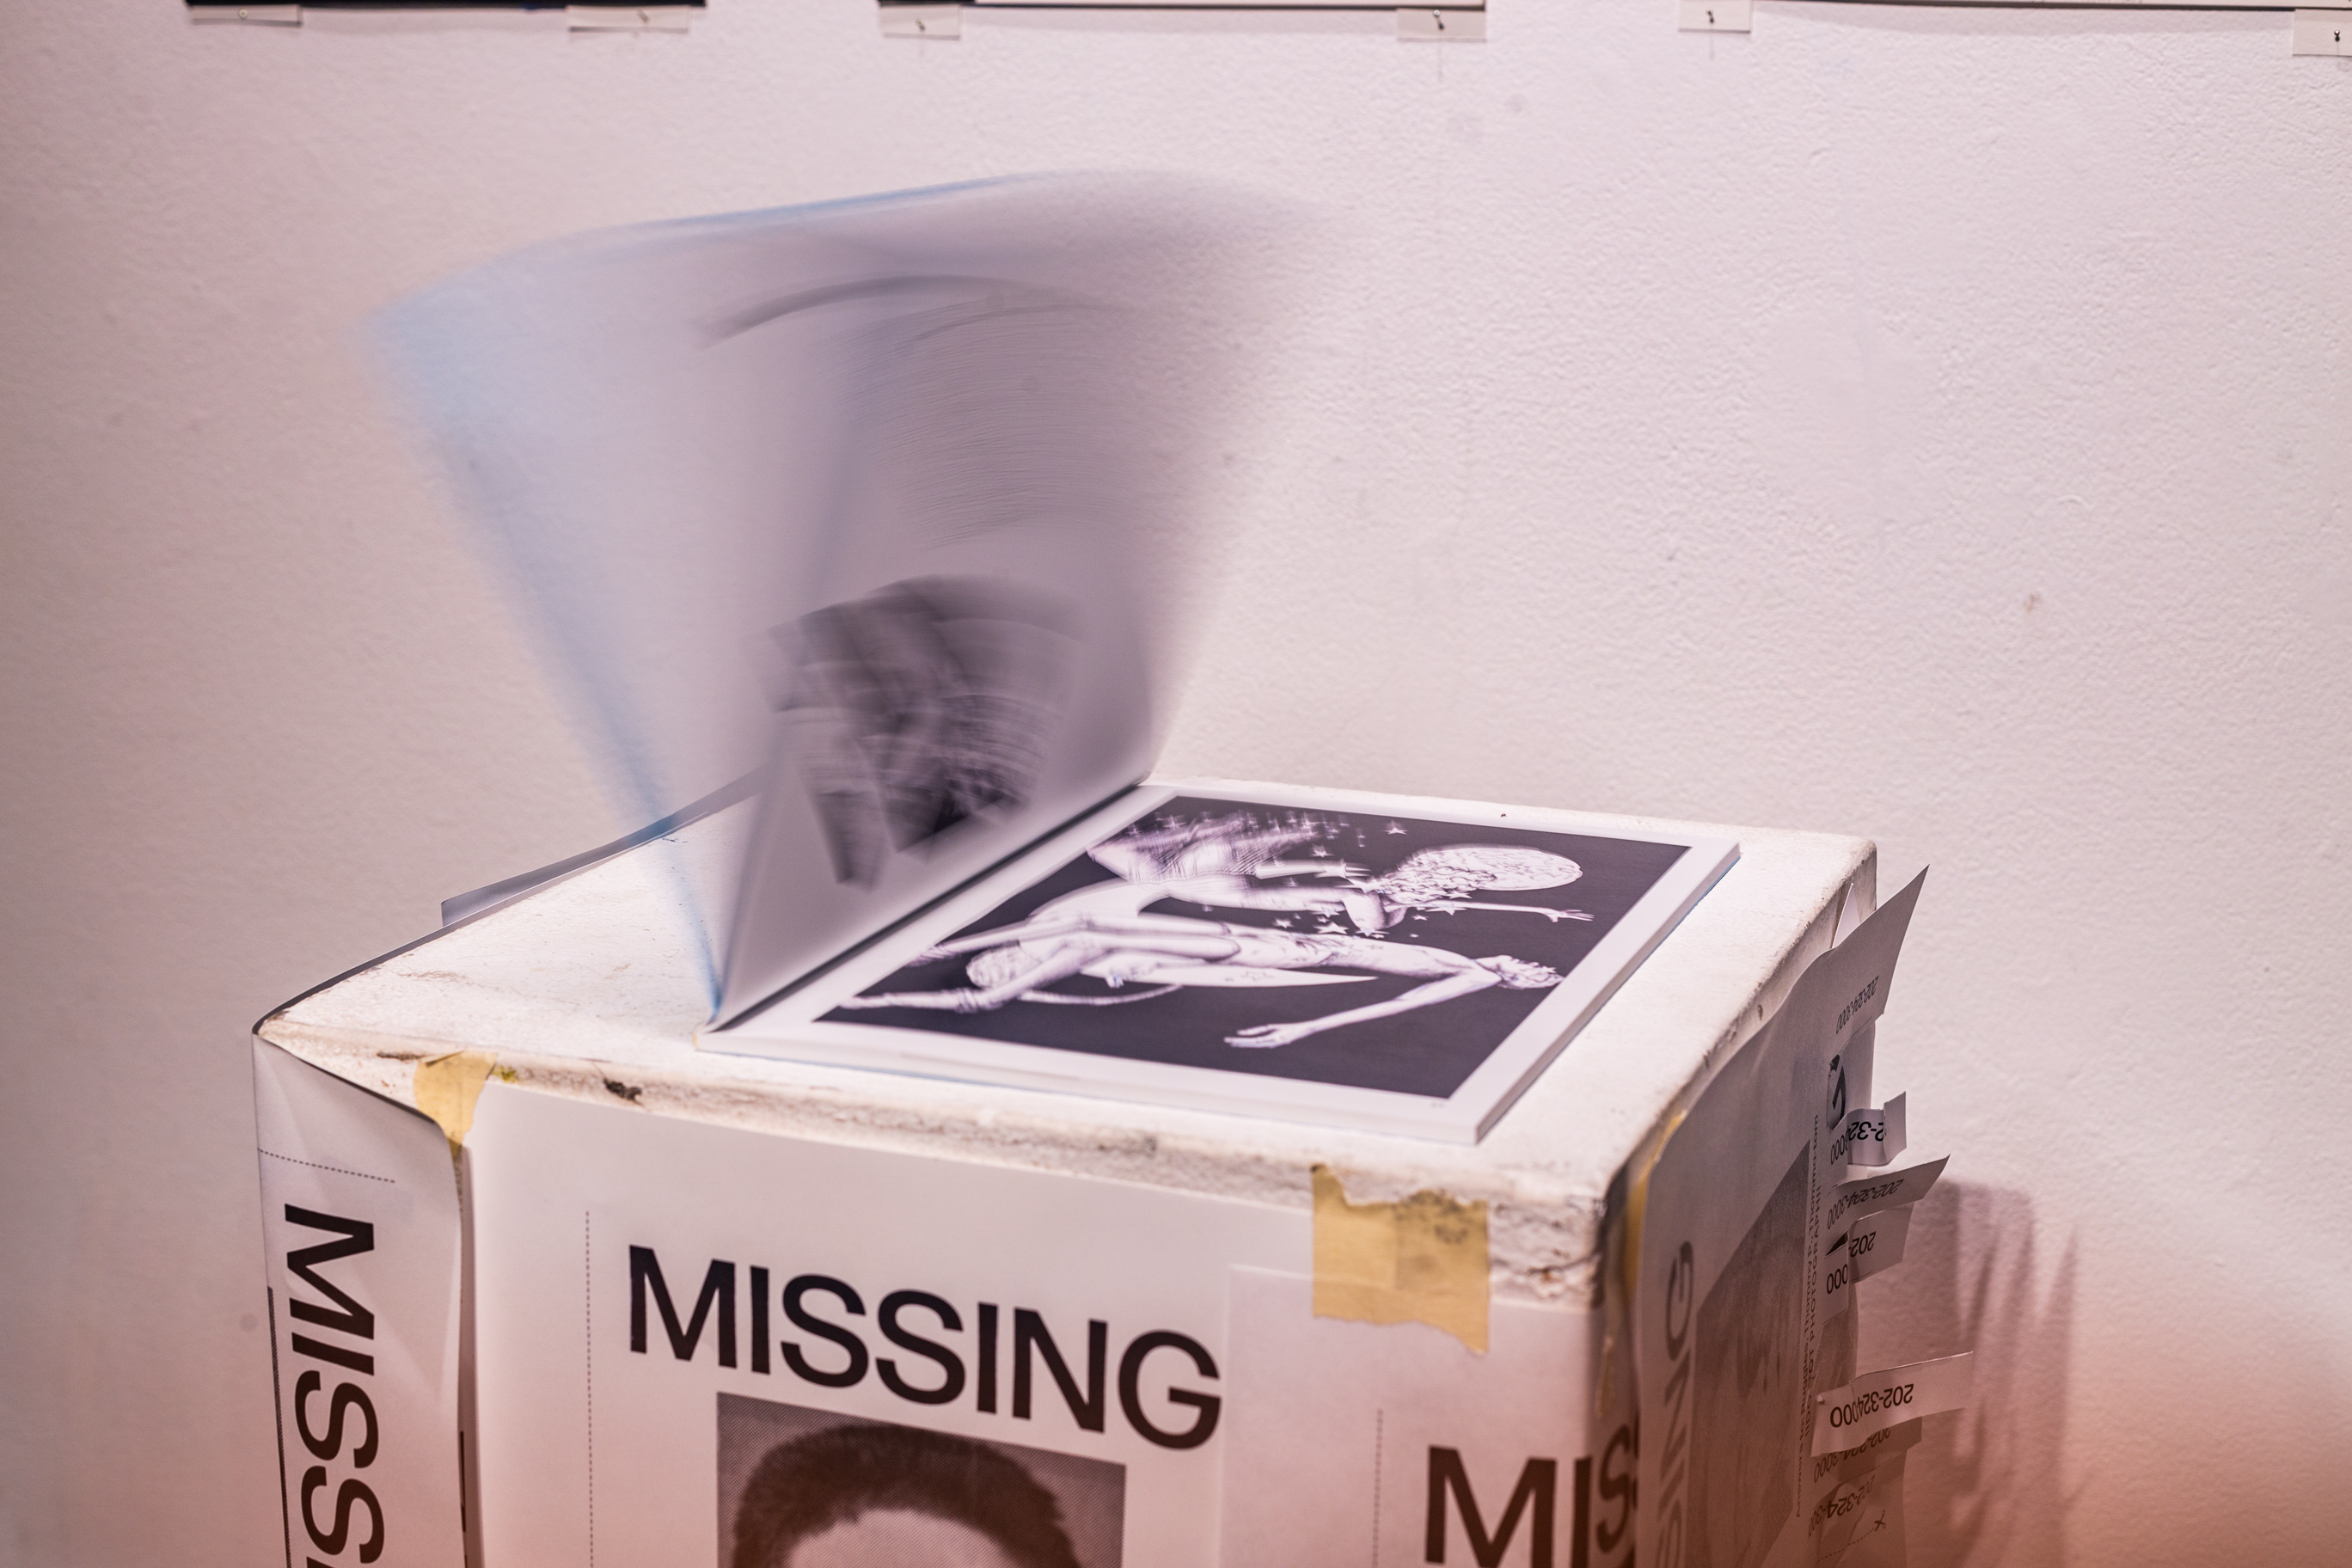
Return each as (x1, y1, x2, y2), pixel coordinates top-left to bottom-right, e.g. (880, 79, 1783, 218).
(251, 1044, 466, 1568)
(461, 1082, 1308, 1568)
(1632, 875, 1923, 1568)
(254, 1055, 1632, 1568)
(1219, 1270, 1620, 1568)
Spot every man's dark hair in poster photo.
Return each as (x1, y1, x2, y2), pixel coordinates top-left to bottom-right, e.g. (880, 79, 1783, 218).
(732, 1421, 1082, 1568)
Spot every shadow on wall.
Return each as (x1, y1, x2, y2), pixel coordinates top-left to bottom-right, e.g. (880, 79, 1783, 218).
(1853, 1182, 2079, 1568)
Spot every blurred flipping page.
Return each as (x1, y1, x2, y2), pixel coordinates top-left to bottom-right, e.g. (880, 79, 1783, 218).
(377, 178, 1261, 1023)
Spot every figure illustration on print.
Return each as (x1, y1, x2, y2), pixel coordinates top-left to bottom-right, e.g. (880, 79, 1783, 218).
(838, 810, 1589, 1048)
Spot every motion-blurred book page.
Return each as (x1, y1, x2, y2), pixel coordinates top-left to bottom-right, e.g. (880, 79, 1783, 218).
(377, 178, 1263, 1020)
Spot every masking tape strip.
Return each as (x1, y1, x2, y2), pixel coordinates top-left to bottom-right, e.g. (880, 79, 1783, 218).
(413, 1050, 499, 1162)
(1310, 1165, 1489, 1353)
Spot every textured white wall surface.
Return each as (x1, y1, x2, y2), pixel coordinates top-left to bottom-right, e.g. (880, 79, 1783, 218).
(2, 3, 2345, 1564)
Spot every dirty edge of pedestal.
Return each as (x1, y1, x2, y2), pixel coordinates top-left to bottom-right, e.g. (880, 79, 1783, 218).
(258, 792, 1874, 1306)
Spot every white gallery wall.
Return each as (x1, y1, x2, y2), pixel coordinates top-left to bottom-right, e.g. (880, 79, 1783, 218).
(1, 3, 2344, 1563)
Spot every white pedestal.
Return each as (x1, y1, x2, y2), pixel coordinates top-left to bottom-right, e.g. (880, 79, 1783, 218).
(253, 786, 1873, 1568)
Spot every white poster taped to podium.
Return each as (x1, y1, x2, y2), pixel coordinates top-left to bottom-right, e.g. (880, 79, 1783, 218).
(1632, 873, 1925, 1568)
(1219, 1267, 1620, 1568)
(458, 1078, 1320, 1568)
(251, 1044, 467, 1568)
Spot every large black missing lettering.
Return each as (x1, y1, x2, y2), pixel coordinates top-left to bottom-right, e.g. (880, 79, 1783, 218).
(285, 1206, 377, 1376)
(625, 1252, 1220, 1450)
(285, 1208, 376, 1340)
(629, 1246, 738, 1368)
(1428, 1448, 1558, 1568)
(278, 1206, 384, 1565)
(1013, 1308, 1107, 1433)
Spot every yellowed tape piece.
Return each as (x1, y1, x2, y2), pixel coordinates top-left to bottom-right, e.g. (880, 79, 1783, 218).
(1311, 1165, 1489, 1353)
(413, 1050, 499, 1161)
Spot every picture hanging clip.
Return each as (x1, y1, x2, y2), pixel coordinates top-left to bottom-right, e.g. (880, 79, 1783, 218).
(880, 3, 964, 38)
(1677, 0, 1752, 34)
(567, 6, 696, 31)
(2291, 8, 2352, 55)
(187, 4, 302, 24)
(1397, 7, 1486, 41)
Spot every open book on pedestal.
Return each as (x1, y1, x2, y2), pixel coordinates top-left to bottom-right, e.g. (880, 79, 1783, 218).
(711, 779, 1734, 1142)
(382, 177, 1735, 1142)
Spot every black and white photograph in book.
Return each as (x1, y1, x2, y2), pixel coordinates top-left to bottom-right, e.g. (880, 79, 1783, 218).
(718, 1394, 1126, 1568)
(823, 795, 1692, 1099)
